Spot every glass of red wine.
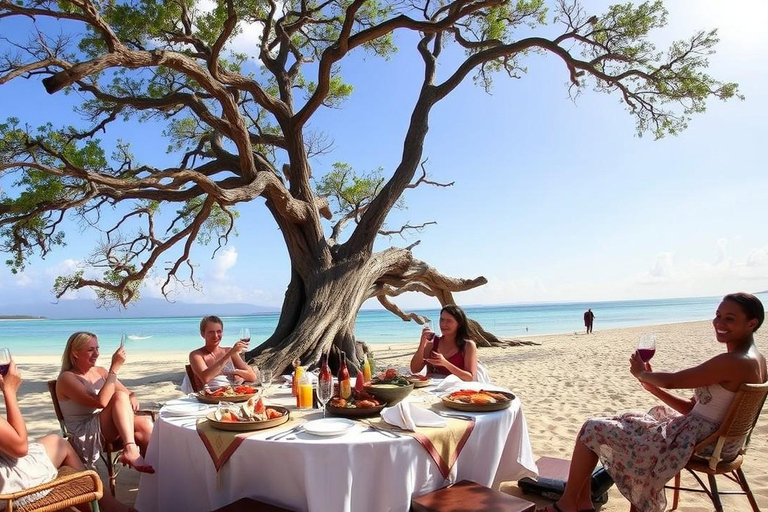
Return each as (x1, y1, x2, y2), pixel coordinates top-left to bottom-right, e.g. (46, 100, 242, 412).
(638, 333, 656, 363)
(0, 348, 11, 376)
(238, 328, 250, 358)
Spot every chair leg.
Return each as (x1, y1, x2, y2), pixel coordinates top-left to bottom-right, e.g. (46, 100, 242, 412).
(735, 468, 760, 512)
(91, 498, 101, 512)
(707, 474, 723, 512)
(671, 472, 681, 510)
(105, 451, 118, 496)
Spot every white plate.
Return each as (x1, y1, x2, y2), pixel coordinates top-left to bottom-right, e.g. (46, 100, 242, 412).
(302, 418, 355, 437)
(162, 403, 209, 417)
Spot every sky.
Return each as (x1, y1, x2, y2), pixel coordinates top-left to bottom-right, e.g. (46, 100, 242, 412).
(0, 0, 767, 312)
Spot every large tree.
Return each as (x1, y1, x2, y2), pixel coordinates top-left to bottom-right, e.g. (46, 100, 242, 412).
(0, 0, 739, 371)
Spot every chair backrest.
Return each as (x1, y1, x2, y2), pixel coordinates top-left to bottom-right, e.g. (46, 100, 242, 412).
(47, 379, 69, 438)
(694, 381, 768, 470)
(185, 364, 202, 393)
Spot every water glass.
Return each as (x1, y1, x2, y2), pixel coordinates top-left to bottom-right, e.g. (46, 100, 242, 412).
(0, 348, 10, 376)
(423, 320, 435, 341)
(260, 369, 273, 396)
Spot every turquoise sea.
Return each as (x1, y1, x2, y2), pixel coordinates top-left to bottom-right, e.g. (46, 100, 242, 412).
(1, 293, 766, 356)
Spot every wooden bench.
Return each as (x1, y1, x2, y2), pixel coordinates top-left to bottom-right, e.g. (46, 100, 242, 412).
(213, 497, 294, 512)
(412, 480, 535, 512)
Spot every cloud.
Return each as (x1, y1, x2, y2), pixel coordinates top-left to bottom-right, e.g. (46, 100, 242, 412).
(212, 246, 238, 280)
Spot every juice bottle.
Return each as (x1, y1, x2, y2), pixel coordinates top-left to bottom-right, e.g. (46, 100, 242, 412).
(338, 352, 351, 399)
(292, 364, 305, 400)
(362, 354, 372, 383)
(298, 372, 313, 409)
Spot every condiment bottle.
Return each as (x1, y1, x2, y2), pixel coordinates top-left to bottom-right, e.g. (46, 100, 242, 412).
(338, 352, 351, 399)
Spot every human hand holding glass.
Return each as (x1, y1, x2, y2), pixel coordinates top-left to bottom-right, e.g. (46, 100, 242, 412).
(637, 333, 656, 363)
(0, 348, 11, 377)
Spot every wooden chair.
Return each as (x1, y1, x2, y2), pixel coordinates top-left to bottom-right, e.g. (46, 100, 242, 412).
(0, 465, 103, 512)
(411, 480, 535, 512)
(47, 380, 156, 497)
(185, 363, 202, 393)
(666, 382, 768, 511)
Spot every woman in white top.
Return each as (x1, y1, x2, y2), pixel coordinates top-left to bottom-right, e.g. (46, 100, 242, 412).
(2, 360, 130, 511)
(188, 316, 257, 391)
(541, 293, 767, 512)
(56, 332, 154, 474)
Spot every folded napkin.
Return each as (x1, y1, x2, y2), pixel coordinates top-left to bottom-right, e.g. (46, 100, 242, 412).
(382, 401, 446, 431)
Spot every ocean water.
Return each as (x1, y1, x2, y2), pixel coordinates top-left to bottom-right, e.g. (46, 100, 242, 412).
(1, 293, 765, 356)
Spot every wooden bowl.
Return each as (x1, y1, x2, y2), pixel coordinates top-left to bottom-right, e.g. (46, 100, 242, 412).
(364, 382, 414, 405)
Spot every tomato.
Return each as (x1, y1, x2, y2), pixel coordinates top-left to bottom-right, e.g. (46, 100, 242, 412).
(254, 397, 266, 415)
(220, 411, 238, 422)
(265, 408, 282, 419)
(384, 368, 398, 380)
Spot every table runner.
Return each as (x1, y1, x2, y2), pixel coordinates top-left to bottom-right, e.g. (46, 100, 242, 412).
(195, 419, 262, 471)
(368, 415, 475, 478)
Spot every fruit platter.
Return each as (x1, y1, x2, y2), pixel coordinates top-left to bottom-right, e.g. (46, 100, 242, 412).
(206, 396, 290, 431)
(195, 384, 259, 404)
(441, 389, 515, 412)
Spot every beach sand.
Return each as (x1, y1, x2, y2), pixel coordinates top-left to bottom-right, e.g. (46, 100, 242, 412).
(9, 320, 767, 511)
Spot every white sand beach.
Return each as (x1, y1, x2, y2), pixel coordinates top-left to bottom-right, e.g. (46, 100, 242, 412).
(9, 320, 767, 510)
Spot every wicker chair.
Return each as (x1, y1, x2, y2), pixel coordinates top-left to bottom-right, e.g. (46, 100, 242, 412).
(185, 364, 202, 393)
(47, 379, 156, 497)
(0, 465, 102, 512)
(666, 381, 768, 511)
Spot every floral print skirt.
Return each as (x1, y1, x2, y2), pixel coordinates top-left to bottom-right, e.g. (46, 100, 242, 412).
(579, 406, 718, 512)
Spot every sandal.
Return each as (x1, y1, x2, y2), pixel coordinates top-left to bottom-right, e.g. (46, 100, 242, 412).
(120, 443, 155, 474)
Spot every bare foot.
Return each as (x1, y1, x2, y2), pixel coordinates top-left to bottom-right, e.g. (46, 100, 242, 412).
(119, 443, 154, 474)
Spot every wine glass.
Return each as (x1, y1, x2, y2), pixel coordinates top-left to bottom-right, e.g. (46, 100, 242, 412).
(317, 372, 333, 418)
(0, 348, 11, 376)
(260, 368, 273, 396)
(237, 328, 250, 359)
(638, 333, 657, 363)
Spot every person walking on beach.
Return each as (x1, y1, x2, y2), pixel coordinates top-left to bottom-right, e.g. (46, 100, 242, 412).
(583, 309, 595, 334)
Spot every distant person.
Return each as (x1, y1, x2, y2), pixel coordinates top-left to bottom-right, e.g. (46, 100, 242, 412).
(541, 293, 766, 512)
(1, 360, 131, 511)
(410, 304, 478, 381)
(584, 308, 595, 334)
(56, 332, 154, 473)
(188, 315, 257, 392)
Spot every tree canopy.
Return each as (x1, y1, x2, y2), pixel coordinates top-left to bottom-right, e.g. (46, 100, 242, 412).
(0, 0, 739, 369)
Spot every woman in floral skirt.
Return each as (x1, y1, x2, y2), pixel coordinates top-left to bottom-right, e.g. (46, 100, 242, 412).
(541, 292, 766, 512)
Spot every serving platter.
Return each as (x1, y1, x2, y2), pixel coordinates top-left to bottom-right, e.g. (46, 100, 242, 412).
(326, 403, 386, 418)
(205, 406, 290, 432)
(441, 390, 515, 412)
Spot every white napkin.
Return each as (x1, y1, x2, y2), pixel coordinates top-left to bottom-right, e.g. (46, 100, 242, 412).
(433, 374, 464, 393)
(381, 401, 446, 431)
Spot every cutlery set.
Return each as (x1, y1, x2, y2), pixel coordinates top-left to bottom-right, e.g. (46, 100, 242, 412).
(265, 424, 304, 440)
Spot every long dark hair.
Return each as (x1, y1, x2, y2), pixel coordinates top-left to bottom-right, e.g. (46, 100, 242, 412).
(441, 304, 470, 350)
(723, 293, 764, 332)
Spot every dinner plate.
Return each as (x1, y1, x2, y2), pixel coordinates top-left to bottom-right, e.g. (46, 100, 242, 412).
(441, 390, 515, 412)
(194, 391, 257, 404)
(205, 406, 290, 432)
(162, 403, 210, 417)
(325, 403, 385, 418)
(303, 418, 355, 437)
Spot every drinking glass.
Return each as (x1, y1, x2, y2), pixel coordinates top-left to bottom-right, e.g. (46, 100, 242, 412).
(0, 348, 10, 376)
(260, 369, 273, 396)
(239, 328, 251, 344)
(317, 372, 333, 418)
(638, 333, 657, 363)
(249, 363, 260, 385)
(423, 320, 435, 341)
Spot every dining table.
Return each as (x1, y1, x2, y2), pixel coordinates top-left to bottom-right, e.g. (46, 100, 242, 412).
(134, 378, 538, 512)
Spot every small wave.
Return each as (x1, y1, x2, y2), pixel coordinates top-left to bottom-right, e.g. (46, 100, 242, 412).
(127, 335, 153, 341)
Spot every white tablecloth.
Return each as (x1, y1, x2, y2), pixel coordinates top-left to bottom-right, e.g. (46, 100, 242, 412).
(135, 385, 537, 512)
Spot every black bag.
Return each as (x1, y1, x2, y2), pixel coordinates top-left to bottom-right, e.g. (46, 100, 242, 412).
(517, 457, 614, 503)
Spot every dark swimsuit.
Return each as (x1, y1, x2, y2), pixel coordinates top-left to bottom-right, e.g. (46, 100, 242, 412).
(427, 336, 466, 375)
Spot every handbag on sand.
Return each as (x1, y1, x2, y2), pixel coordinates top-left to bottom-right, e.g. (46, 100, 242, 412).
(517, 457, 614, 503)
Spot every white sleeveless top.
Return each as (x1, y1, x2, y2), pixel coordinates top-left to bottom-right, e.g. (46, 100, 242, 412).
(690, 384, 736, 423)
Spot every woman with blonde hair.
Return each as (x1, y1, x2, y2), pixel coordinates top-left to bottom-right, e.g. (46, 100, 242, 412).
(56, 332, 154, 474)
(1, 360, 131, 511)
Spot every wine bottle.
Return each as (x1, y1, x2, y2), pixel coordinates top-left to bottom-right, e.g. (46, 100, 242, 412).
(338, 351, 351, 399)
